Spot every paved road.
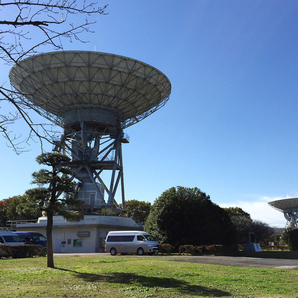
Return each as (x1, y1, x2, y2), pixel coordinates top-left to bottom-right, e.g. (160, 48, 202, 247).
(54, 253, 298, 270)
(172, 255, 298, 270)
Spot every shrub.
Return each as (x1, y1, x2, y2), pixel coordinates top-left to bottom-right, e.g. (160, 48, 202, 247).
(160, 243, 239, 256)
(0, 246, 12, 258)
(204, 245, 225, 255)
(179, 245, 195, 254)
(0, 245, 46, 259)
(177, 244, 237, 255)
(159, 243, 175, 254)
(205, 244, 239, 255)
(178, 244, 239, 256)
(288, 229, 298, 251)
(194, 245, 207, 254)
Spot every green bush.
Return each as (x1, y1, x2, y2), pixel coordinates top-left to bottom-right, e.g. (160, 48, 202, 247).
(179, 245, 196, 254)
(204, 244, 238, 255)
(0, 245, 46, 258)
(159, 243, 175, 254)
(288, 229, 298, 251)
(178, 244, 239, 256)
(160, 243, 239, 256)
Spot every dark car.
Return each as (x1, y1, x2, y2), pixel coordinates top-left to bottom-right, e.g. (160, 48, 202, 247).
(0, 230, 25, 245)
(14, 231, 47, 247)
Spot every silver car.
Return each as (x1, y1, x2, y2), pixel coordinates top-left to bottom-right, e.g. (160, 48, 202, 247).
(105, 230, 159, 255)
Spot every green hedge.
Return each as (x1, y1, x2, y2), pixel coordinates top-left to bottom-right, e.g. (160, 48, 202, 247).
(0, 245, 46, 259)
(179, 244, 238, 255)
(159, 243, 176, 254)
(158, 244, 239, 255)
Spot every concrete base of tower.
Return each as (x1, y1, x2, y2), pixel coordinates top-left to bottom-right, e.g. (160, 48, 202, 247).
(11, 215, 143, 253)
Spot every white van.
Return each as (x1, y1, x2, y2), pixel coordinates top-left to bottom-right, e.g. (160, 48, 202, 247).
(105, 231, 159, 255)
(0, 230, 25, 245)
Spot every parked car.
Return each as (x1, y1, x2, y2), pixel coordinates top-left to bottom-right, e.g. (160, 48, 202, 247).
(13, 231, 47, 247)
(0, 230, 25, 245)
(105, 230, 159, 255)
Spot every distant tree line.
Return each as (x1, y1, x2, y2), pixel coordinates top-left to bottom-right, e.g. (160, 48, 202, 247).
(120, 199, 151, 225)
(1, 185, 276, 248)
(0, 195, 42, 226)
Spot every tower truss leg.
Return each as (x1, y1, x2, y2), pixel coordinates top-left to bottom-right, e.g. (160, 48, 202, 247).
(53, 109, 129, 215)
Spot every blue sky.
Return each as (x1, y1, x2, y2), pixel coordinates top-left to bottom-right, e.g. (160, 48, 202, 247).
(2, 1, 298, 227)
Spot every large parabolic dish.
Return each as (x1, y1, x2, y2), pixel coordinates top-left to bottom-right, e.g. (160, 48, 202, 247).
(9, 51, 171, 215)
(268, 198, 298, 228)
(9, 51, 171, 128)
(269, 198, 298, 212)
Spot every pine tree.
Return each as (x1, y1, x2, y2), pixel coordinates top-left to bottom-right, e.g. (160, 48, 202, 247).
(27, 152, 83, 268)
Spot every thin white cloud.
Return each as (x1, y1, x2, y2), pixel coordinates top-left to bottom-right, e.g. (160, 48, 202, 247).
(219, 196, 286, 228)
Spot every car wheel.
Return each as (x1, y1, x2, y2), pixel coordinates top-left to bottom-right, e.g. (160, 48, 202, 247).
(136, 247, 144, 255)
(110, 248, 117, 256)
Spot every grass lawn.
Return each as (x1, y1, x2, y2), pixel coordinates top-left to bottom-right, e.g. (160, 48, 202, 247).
(1, 255, 298, 297)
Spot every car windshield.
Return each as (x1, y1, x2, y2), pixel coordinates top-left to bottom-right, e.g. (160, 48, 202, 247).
(144, 234, 157, 241)
(3, 235, 24, 242)
(32, 235, 46, 241)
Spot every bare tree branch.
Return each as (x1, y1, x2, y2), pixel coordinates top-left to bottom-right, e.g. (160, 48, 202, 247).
(0, 0, 108, 153)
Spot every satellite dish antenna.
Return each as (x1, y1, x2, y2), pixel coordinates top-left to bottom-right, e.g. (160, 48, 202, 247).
(268, 197, 298, 228)
(9, 51, 171, 215)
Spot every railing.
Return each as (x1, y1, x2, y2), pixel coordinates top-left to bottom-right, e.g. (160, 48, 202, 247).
(6, 219, 38, 228)
(0, 227, 11, 231)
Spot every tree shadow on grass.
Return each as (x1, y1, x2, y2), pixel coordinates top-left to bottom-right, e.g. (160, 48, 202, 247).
(56, 267, 231, 297)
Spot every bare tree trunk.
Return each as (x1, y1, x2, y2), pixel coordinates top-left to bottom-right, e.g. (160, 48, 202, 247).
(46, 210, 54, 268)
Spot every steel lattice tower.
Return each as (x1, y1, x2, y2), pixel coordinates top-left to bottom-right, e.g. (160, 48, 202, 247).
(9, 51, 171, 215)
